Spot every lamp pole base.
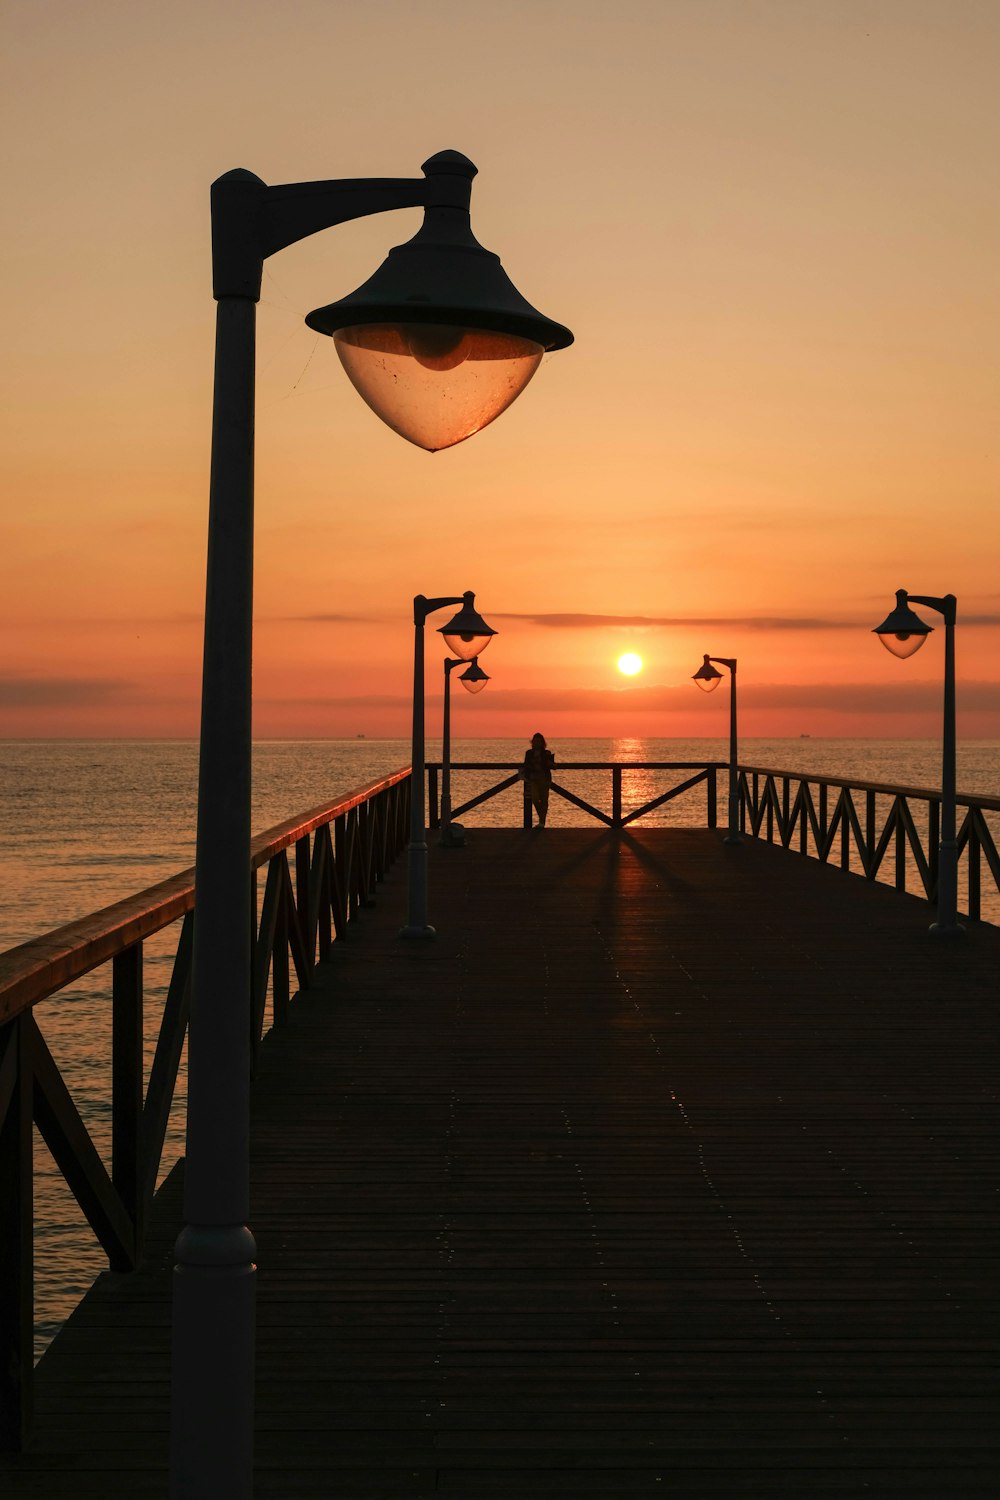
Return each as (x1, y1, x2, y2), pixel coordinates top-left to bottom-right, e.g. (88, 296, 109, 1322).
(929, 920, 965, 938)
(723, 833, 743, 846)
(400, 923, 436, 940)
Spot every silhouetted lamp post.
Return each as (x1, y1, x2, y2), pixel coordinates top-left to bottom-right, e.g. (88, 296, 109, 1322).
(873, 588, 962, 935)
(406, 596, 495, 927)
(177, 150, 572, 1499)
(692, 654, 741, 844)
(440, 656, 490, 847)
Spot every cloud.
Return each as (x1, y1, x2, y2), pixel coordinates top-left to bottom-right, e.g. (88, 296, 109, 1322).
(493, 612, 860, 631)
(261, 680, 1000, 716)
(0, 676, 134, 707)
(268, 613, 371, 624)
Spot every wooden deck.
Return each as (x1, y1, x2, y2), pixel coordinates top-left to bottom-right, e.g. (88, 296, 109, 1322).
(5, 827, 999, 1496)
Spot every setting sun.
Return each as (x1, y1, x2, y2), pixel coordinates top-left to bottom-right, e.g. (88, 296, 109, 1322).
(617, 653, 643, 677)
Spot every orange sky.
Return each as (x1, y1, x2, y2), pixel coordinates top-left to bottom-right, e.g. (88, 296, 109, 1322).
(2, 0, 999, 741)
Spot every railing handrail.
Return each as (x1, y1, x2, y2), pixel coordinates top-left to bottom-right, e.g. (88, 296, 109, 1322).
(736, 762, 1000, 812)
(249, 767, 411, 865)
(428, 757, 1000, 813)
(427, 760, 728, 771)
(0, 766, 413, 1026)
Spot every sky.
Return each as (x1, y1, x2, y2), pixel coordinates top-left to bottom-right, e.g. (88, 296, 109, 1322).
(1, 0, 998, 742)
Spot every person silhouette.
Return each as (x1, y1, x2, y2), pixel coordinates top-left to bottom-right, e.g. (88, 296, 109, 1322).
(521, 732, 555, 828)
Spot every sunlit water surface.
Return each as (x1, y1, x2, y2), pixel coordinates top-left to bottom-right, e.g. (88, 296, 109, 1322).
(2, 736, 998, 1357)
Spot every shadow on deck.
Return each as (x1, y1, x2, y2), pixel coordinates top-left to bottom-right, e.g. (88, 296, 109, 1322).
(5, 828, 1000, 1496)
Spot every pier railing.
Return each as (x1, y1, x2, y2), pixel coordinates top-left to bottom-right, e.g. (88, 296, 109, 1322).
(426, 760, 726, 830)
(424, 758, 1000, 920)
(736, 764, 1000, 922)
(0, 769, 410, 1449)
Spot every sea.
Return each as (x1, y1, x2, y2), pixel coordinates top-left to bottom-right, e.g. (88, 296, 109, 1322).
(2, 735, 999, 1359)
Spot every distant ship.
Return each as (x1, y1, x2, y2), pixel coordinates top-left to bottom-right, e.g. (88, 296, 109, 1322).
(799, 733, 811, 738)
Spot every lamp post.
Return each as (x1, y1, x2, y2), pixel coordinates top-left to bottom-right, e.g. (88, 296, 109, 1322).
(440, 656, 489, 847)
(872, 589, 962, 935)
(175, 151, 572, 1498)
(692, 654, 741, 844)
(405, 595, 495, 930)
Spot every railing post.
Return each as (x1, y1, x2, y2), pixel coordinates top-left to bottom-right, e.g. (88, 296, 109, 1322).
(428, 764, 439, 830)
(0, 1016, 33, 1450)
(841, 792, 851, 870)
(523, 779, 532, 828)
(295, 833, 311, 959)
(272, 866, 290, 1027)
(928, 799, 940, 902)
(781, 776, 791, 845)
(112, 942, 144, 1262)
(707, 766, 717, 829)
(895, 801, 907, 891)
(612, 766, 622, 828)
(967, 812, 980, 921)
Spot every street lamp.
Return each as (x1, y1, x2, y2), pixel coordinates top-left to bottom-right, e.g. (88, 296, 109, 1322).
(692, 654, 741, 845)
(405, 594, 495, 927)
(175, 150, 572, 1498)
(440, 656, 490, 848)
(873, 589, 962, 935)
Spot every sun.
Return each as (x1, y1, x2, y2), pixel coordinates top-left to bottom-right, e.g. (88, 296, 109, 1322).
(617, 652, 643, 677)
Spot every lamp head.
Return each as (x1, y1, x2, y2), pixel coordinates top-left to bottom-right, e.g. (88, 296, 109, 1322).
(459, 658, 490, 694)
(305, 151, 573, 452)
(438, 591, 497, 661)
(692, 654, 723, 692)
(873, 589, 933, 659)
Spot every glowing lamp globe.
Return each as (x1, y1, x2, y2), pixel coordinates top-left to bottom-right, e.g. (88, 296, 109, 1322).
(873, 591, 933, 659)
(459, 659, 490, 694)
(438, 592, 496, 661)
(692, 656, 723, 692)
(333, 325, 543, 452)
(305, 152, 573, 452)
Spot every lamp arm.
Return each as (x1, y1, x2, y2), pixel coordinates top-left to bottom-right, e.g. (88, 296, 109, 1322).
(414, 593, 466, 625)
(212, 152, 475, 301)
(906, 593, 956, 625)
(708, 656, 737, 672)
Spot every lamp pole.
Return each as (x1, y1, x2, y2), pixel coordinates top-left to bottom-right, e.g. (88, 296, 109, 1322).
(176, 153, 571, 1499)
(440, 656, 459, 847)
(692, 654, 741, 844)
(440, 656, 489, 847)
(404, 596, 494, 934)
(873, 589, 961, 935)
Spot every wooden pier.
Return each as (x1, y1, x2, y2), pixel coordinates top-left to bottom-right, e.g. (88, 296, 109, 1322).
(3, 825, 998, 1496)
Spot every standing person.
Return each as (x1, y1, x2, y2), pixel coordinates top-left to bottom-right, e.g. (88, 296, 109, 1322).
(521, 732, 555, 828)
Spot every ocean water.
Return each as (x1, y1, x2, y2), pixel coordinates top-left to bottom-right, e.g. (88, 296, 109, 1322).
(2, 735, 998, 1357)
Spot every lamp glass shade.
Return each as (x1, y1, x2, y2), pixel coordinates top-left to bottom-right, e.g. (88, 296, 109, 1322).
(442, 630, 493, 661)
(438, 595, 496, 662)
(876, 630, 929, 659)
(334, 324, 543, 452)
(692, 660, 723, 692)
(459, 660, 489, 694)
(872, 594, 933, 659)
